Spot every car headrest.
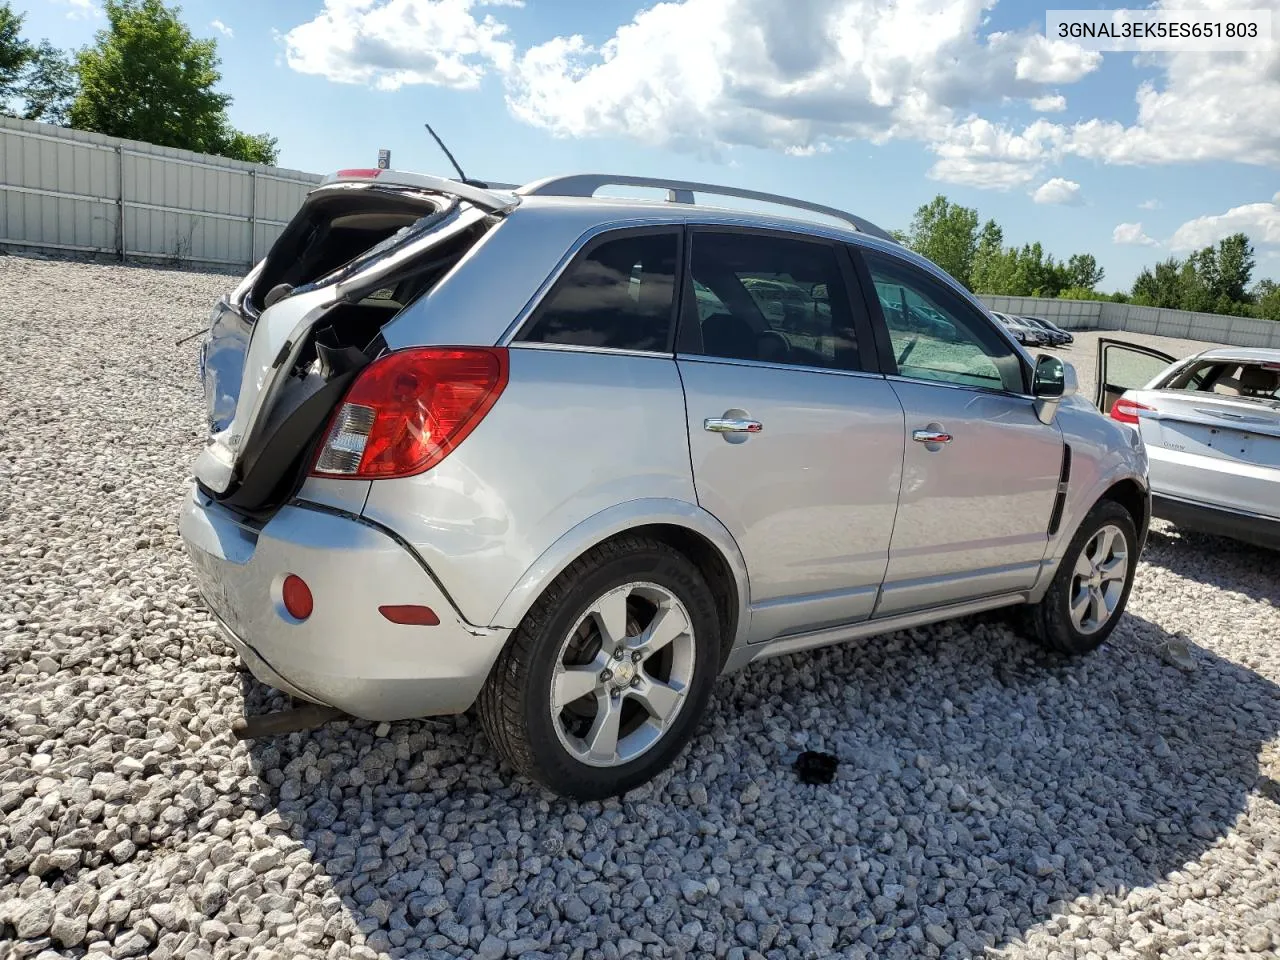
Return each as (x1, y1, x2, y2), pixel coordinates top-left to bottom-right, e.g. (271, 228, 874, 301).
(1238, 365, 1280, 394)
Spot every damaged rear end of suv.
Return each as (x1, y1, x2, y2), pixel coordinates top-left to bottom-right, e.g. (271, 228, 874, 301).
(181, 169, 521, 724)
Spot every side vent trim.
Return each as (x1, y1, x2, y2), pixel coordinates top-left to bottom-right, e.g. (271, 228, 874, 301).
(1047, 444, 1072, 536)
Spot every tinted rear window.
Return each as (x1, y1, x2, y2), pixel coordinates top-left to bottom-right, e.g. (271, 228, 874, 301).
(520, 231, 679, 352)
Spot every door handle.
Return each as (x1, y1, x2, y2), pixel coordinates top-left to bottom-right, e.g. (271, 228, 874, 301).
(705, 418, 763, 434)
(912, 429, 952, 444)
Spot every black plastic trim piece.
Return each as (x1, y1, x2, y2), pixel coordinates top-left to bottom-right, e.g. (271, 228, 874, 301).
(1047, 444, 1072, 536)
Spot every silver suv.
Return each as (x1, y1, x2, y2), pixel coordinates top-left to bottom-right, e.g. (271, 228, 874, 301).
(180, 170, 1150, 799)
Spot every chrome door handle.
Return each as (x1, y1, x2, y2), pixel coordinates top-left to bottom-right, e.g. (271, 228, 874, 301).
(912, 429, 952, 444)
(705, 418, 763, 434)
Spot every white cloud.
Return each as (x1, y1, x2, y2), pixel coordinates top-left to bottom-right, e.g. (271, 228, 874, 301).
(211, 19, 233, 38)
(1013, 35, 1100, 84)
(504, 0, 1099, 173)
(1169, 192, 1280, 251)
(1032, 177, 1083, 205)
(276, 0, 1280, 192)
(284, 0, 522, 91)
(1139, 199, 1160, 210)
(1113, 222, 1159, 246)
(785, 143, 833, 157)
(1029, 94, 1066, 112)
(1062, 0, 1280, 167)
(925, 117, 1065, 189)
(57, 0, 100, 19)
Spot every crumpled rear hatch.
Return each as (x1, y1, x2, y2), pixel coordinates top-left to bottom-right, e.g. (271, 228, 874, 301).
(193, 173, 514, 513)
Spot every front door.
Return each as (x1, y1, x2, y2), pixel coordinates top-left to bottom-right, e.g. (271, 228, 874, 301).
(677, 229, 905, 642)
(856, 248, 1064, 616)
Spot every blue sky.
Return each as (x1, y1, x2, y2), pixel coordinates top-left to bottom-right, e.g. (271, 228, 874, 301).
(16, 0, 1280, 291)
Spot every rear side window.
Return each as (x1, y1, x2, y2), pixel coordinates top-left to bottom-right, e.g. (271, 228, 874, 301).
(520, 231, 679, 352)
(683, 231, 864, 372)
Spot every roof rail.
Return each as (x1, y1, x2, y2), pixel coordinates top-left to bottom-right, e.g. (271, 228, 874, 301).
(516, 173, 898, 243)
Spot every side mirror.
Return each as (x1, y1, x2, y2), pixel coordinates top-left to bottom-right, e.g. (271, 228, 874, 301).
(1033, 355, 1078, 424)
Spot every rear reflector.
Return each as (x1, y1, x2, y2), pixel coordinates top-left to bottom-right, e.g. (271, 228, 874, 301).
(312, 347, 508, 480)
(1110, 396, 1154, 425)
(379, 605, 440, 626)
(282, 575, 314, 620)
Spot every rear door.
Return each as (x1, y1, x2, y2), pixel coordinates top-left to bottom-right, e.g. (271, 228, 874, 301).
(677, 227, 905, 641)
(854, 247, 1064, 616)
(1094, 338, 1175, 413)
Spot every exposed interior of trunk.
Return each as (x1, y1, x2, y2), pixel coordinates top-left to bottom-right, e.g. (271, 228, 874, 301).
(209, 194, 494, 518)
(246, 186, 444, 316)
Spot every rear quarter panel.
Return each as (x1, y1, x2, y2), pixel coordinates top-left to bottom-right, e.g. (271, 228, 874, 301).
(359, 347, 701, 627)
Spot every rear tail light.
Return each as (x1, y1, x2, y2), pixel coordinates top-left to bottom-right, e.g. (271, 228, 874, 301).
(334, 168, 383, 179)
(1110, 396, 1153, 425)
(312, 347, 508, 479)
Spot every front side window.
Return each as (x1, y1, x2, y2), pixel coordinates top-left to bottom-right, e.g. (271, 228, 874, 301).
(863, 250, 1023, 392)
(520, 231, 679, 352)
(684, 231, 863, 372)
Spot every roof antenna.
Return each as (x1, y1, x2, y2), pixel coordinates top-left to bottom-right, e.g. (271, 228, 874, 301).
(425, 123, 488, 188)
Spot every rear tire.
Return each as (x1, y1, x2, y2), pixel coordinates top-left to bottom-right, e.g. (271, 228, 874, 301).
(479, 536, 721, 800)
(1026, 499, 1137, 656)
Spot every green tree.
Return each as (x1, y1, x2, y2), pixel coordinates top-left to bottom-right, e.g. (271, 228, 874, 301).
(905, 195, 980, 289)
(1212, 232, 1255, 304)
(1131, 257, 1185, 308)
(20, 41, 76, 124)
(1253, 279, 1280, 321)
(1057, 285, 1100, 301)
(1179, 257, 1215, 313)
(71, 0, 277, 163)
(969, 219, 1004, 292)
(216, 126, 279, 165)
(0, 2, 34, 107)
(1064, 253, 1104, 291)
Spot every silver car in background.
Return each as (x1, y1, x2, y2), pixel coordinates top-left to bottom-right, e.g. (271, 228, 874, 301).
(1097, 339, 1280, 550)
(992, 311, 1048, 347)
(180, 169, 1150, 798)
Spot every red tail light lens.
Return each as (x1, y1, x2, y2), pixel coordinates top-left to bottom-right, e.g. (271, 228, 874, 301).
(334, 168, 382, 179)
(1110, 396, 1153, 425)
(312, 347, 508, 479)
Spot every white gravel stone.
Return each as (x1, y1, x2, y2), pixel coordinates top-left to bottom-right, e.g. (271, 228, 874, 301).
(1, 260, 1279, 960)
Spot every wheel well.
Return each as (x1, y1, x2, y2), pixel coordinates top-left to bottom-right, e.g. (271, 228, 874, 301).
(606, 523, 740, 669)
(1101, 478, 1148, 539)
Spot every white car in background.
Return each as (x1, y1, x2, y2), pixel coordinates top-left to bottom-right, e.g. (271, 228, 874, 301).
(1096, 339, 1280, 550)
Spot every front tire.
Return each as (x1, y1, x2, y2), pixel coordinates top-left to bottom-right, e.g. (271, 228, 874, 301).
(1026, 499, 1137, 655)
(479, 536, 721, 800)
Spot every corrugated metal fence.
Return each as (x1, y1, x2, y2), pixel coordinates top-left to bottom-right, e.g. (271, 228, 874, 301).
(1, 116, 321, 270)
(980, 294, 1280, 349)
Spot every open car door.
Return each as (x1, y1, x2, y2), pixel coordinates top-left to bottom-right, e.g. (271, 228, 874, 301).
(1095, 338, 1176, 413)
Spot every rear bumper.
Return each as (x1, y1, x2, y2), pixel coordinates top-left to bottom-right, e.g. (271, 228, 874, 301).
(1152, 493, 1280, 550)
(178, 484, 510, 720)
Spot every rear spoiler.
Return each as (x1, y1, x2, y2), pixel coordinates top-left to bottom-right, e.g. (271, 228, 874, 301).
(320, 169, 520, 215)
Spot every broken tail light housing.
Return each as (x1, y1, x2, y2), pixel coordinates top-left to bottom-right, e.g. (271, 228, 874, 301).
(312, 347, 508, 479)
(1109, 396, 1153, 425)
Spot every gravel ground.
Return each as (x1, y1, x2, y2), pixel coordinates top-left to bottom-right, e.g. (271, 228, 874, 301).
(2, 255, 1279, 960)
